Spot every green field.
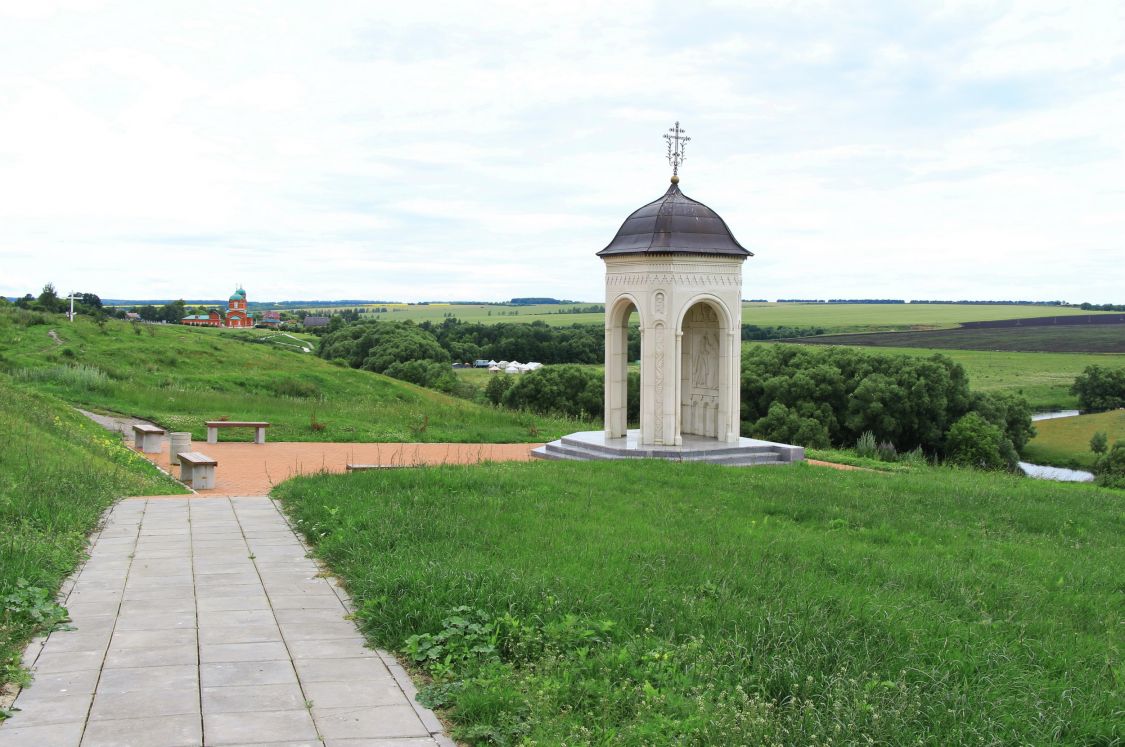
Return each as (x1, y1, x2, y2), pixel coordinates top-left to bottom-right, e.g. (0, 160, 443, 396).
(0, 377, 185, 694)
(794, 324, 1125, 353)
(1023, 410, 1125, 469)
(298, 303, 601, 326)
(274, 460, 1123, 745)
(761, 342, 1124, 411)
(739, 303, 1111, 332)
(290, 302, 1112, 332)
(0, 311, 582, 443)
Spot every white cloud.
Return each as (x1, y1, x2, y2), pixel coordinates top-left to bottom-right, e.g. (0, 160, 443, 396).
(0, 0, 1122, 303)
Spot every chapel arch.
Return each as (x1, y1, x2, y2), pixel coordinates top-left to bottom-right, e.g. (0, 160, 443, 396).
(604, 295, 642, 439)
(678, 297, 735, 441)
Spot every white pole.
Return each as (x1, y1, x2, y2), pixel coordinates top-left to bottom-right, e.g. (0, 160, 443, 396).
(68, 293, 77, 321)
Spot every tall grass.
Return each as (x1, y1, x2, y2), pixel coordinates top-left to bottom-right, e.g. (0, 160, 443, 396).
(275, 461, 1123, 745)
(12, 364, 113, 392)
(0, 376, 186, 695)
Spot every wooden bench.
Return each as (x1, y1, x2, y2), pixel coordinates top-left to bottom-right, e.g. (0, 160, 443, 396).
(179, 451, 218, 489)
(132, 423, 165, 454)
(205, 420, 270, 444)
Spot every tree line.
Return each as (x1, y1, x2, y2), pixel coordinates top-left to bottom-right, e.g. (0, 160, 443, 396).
(320, 318, 828, 375)
(486, 345, 1036, 470)
(317, 319, 1039, 469)
(738, 345, 1034, 467)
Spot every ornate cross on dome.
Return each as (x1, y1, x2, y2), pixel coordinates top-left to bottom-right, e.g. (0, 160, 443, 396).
(663, 121, 690, 178)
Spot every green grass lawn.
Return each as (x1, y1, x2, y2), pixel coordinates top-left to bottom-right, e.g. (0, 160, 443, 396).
(767, 342, 1123, 411)
(0, 311, 583, 443)
(0, 376, 186, 696)
(274, 460, 1123, 746)
(1023, 410, 1125, 469)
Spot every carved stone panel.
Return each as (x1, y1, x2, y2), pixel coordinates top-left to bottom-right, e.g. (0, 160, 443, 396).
(654, 321, 665, 442)
(690, 330, 718, 390)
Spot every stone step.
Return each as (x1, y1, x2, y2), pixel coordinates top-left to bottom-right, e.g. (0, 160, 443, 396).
(558, 434, 765, 459)
(532, 440, 786, 467)
(560, 438, 783, 462)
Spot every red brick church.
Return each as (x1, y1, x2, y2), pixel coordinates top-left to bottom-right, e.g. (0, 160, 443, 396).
(182, 287, 254, 328)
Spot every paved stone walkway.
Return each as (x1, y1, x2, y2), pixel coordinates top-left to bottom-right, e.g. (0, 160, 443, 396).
(1, 496, 451, 747)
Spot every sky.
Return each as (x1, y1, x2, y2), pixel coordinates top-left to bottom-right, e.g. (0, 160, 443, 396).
(1, 0, 1123, 304)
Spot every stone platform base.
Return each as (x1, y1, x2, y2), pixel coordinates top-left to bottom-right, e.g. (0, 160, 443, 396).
(531, 430, 804, 467)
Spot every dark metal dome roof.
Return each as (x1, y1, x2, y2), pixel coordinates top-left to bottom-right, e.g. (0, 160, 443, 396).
(597, 180, 752, 258)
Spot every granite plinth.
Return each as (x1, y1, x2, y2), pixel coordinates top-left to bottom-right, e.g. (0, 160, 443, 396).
(531, 430, 804, 467)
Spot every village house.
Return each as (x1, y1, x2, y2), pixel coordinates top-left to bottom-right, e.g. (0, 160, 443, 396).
(257, 310, 281, 328)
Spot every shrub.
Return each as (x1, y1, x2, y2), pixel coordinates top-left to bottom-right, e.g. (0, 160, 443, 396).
(502, 365, 602, 419)
(384, 360, 456, 393)
(741, 346, 971, 453)
(751, 402, 830, 448)
(741, 346, 1035, 464)
(969, 391, 1036, 453)
(1093, 441, 1125, 488)
(876, 440, 898, 462)
(855, 431, 877, 459)
(899, 446, 927, 465)
(13, 310, 49, 327)
(944, 413, 1018, 471)
(485, 374, 513, 406)
(1090, 431, 1108, 455)
(1071, 365, 1125, 412)
(319, 320, 450, 372)
(273, 378, 321, 399)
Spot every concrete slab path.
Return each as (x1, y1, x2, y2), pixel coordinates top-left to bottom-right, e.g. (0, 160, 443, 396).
(0, 496, 452, 747)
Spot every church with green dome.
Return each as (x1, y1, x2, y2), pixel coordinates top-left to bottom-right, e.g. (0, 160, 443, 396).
(226, 286, 251, 327)
(181, 286, 253, 328)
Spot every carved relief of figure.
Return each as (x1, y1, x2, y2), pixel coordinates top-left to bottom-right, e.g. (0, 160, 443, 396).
(692, 331, 717, 388)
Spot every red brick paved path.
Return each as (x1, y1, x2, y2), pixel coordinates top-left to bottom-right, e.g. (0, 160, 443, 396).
(145, 440, 542, 496)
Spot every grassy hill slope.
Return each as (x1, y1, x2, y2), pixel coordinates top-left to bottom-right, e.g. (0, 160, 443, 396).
(0, 376, 186, 693)
(0, 311, 580, 443)
(1024, 410, 1125, 469)
(275, 460, 1123, 745)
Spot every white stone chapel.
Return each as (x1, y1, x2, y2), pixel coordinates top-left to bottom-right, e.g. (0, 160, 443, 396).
(532, 123, 804, 466)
